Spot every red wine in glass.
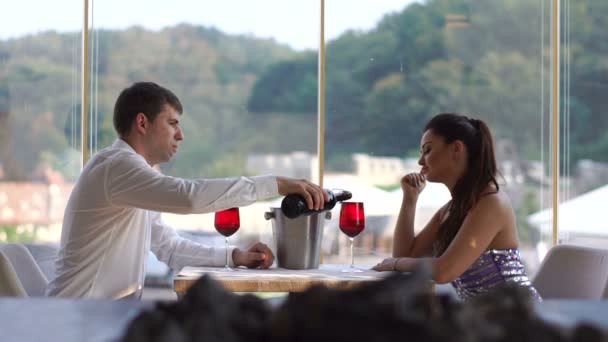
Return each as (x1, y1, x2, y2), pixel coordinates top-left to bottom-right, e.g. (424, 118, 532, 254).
(214, 208, 240, 270)
(339, 202, 365, 272)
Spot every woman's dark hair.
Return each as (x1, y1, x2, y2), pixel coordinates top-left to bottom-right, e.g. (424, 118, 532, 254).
(113, 82, 183, 137)
(425, 113, 499, 255)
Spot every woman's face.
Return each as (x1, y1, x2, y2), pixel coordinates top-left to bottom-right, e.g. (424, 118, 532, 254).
(418, 130, 464, 183)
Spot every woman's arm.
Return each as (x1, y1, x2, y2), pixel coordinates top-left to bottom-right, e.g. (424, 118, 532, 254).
(393, 204, 445, 258)
(431, 194, 508, 283)
(377, 194, 509, 284)
(392, 172, 445, 257)
(373, 205, 442, 271)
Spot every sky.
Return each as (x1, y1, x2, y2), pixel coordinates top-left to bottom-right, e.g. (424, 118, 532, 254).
(0, 0, 419, 50)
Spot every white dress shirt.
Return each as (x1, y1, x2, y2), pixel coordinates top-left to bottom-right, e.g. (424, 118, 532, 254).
(46, 139, 278, 299)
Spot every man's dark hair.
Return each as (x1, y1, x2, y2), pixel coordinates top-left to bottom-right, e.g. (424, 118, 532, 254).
(113, 82, 183, 137)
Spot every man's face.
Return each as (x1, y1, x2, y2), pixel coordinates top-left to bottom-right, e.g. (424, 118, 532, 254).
(144, 104, 184, 165)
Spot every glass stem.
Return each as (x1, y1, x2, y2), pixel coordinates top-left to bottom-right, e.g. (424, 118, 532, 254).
(350, 237, 355, 269)
(225, 237, 229, 268)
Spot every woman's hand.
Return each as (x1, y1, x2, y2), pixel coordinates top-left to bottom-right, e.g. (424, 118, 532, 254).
(372, 257, 400, 272)
(400, 172, 426, 201)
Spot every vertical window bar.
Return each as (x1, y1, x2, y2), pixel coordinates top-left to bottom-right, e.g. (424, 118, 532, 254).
(551, 0, 560, 246)
(89, 0, 95, 155)
(81, 0, 90, 167)
(317, 0, 326, 188)
(540, 0, 545, 224)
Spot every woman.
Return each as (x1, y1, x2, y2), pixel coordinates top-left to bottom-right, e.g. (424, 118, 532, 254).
(372, 113, 541, 301)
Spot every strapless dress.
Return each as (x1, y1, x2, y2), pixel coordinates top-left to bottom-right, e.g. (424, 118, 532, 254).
(451, 248, 542, 301)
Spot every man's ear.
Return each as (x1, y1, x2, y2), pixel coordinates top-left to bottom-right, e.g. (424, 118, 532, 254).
(134, 112, 148, 134)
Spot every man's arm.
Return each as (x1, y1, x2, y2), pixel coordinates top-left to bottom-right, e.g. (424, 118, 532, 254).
(107, 154, 327, 214)
(150, 212, 275, 271)
(150, 211, 231, 270)
(107, 154, 278, 214)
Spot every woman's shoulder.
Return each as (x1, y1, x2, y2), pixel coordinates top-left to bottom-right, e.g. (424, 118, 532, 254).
(475, 189, 514, 213)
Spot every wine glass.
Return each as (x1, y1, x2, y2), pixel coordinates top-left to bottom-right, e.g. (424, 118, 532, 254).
(339, 202, 365, 273)
(214, 207, 240, 271)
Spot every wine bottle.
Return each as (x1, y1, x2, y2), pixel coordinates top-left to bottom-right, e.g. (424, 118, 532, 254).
(281, 189, 353, 219)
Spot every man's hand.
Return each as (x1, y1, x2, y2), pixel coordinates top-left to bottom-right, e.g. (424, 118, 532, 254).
(232, 242, 275, 269)
(276, 176, 328, 211)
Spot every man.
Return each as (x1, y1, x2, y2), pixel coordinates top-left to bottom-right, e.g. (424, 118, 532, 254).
(47, 82, 327, 299)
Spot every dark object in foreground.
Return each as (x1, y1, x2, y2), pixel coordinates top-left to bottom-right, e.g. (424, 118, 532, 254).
(122, 268, 606, 342)
(121, 275, 271, 342)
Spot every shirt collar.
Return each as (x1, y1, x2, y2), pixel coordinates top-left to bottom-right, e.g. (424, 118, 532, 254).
(111, 138, 153, 166)
(112, 138, 137, 153)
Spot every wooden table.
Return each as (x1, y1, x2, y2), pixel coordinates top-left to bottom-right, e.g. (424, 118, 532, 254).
(174, 264, 392, 296)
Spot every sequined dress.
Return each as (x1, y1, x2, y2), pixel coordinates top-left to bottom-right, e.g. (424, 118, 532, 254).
(451, 248, 542, 301)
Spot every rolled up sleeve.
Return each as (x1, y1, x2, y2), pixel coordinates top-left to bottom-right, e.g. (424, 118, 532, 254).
(149, 212, 236, 270)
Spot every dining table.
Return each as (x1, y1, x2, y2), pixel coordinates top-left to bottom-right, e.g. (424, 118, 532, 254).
(173, 263, 396, 296)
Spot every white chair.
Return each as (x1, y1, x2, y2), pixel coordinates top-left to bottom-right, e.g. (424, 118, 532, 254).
(0, 243, 49, 297)
(0, 251, 28, 297)
(532, 244, 608, 300)
(22, 243, 58, 282)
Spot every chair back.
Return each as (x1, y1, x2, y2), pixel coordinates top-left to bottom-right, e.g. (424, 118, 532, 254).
(22, 243, 58, 281)
(0, 251, 28, 297)
(532, 244, 608, 300)
(0, 243, 48, 297)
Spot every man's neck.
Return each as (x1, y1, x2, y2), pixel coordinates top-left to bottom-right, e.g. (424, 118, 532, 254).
(120, 136, 153, 166)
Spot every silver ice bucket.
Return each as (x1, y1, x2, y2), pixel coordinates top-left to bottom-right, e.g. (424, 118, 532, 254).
(264, 207, 330, 269)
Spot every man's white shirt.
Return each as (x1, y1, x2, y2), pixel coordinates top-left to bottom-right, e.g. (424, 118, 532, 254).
(46, 139, 278, 299)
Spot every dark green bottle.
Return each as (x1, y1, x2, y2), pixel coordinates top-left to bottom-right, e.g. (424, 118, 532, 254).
(281, 189, 352, 219)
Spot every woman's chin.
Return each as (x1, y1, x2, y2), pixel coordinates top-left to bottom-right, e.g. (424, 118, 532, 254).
(424, 174, 438, 183)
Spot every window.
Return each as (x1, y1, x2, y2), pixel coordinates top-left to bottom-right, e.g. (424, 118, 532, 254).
(553, 0, 608, 250)
(324, 1, 552, 273)
(89, 0, 319, 246)
(2, 1, 602, 277)
(0, 1, 82, 243)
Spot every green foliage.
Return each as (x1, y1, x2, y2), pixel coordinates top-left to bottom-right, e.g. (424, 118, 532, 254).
(247, 0, 608, 172)
(515, 188, 541, 245)
(325, 153, 354, 173)
(1, 0, 608, 183)
(247, 53, 318, 114)
(375, 184, 401, 192)
(0, 24, 294, 181)
(0, 225, 38, 242)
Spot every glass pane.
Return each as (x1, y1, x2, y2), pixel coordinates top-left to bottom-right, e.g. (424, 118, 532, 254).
(0, 2, 82, 243)
(557, 0, 608, 249)
(325, 1, 552, 276)
(90, 0, 319, 249)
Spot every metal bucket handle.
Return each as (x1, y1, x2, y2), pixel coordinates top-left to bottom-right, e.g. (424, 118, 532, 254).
(264, 210, 331, 220)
